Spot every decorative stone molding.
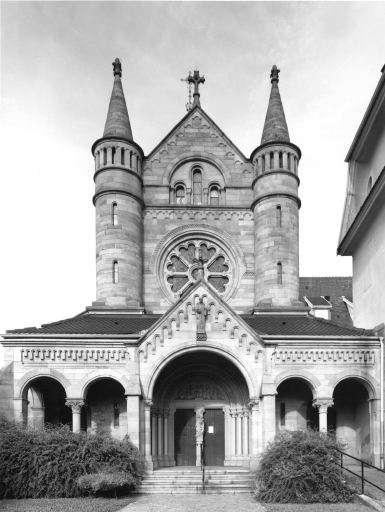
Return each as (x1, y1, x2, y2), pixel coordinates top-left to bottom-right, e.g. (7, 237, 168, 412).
(312, 399, 334, 413)
(175, 383, 223, 400)
(65, 399, 86, 413)
(274, 350, 375, 365)
(21, 348, 130, 364)
(143, 210, 253, 222)
(143, 399, 153, 410)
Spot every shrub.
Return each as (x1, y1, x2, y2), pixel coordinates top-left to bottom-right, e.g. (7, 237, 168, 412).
(77, 472, 135, 496)
(255, 429, 356, 503)
(0, 415, 145, 499)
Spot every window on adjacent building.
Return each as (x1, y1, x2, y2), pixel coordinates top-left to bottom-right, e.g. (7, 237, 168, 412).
(176, 185, 186, 204)
(113, 261, 119, 284)
(210, 187, 219, 206)
(114, 402, 120, 427)
(276, 205, 282, 227)
(112, 203, 118, 226)
(277, 262, 282, 284)
(367, 176, 373, 195)
(193, 170, 202, 205)
(280, 403, 286, 426)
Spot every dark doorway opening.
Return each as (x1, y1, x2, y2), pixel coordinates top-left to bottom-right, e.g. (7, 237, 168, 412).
(204, 409, 225, 466)
(174, 409, 195, 466)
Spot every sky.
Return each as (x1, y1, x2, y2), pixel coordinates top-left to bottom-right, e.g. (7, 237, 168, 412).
(1, 1, 385, 367)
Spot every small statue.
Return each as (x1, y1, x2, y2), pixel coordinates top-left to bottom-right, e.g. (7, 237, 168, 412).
(195, 407, 205, 444)
(195, 297, 208, 340)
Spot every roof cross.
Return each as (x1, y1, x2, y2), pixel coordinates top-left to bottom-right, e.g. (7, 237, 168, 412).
(188, 70, 205, 107)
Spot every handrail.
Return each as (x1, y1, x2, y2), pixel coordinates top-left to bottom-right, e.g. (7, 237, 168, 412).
(201, 443, 205, 494)
(339, 450, 385, 496)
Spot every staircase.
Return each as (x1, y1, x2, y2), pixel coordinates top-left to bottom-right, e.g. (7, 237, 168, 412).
(134, 467, 254, 494)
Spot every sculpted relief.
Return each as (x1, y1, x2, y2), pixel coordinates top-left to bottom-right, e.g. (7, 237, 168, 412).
(175, 383, 223, 400)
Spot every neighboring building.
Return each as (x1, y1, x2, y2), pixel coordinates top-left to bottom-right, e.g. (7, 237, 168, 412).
(338, 65, 385, 333)
(0, 61, 381, 469)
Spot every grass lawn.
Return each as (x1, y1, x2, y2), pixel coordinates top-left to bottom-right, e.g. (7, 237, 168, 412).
(0, 497, 136, 512)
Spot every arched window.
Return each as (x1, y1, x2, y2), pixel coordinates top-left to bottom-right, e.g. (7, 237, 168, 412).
(270, 152, 274, 169)
(277, 262, 282, 285)
(121, 148, 125, 165)
(287, 153, 291, 170)
(279, 152, 283, 169)
(367, 176, 373, 195)
(210, 186, 219, 206)
(175, 185, 186, 205)
(113, 261, 118, 284)
(112, 203, 117, 226)
(193, 170, 202, 205)
(276, 205, 282, 227)
(112, 147, 116, 164)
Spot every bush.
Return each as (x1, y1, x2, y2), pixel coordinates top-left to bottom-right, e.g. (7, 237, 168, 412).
(255, 429, 356, 503)
(0, 415, 145, 499)
(77, 472, 135, 496)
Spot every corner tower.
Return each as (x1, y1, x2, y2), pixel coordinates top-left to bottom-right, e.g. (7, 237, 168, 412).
(251, 66, 303, 311)
(91, 59, 144, 309)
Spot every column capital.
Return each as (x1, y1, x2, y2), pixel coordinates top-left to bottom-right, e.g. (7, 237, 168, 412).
(242, 407, 250, 417)
(66, 399, 86, 413)
(162, 408, 170, 418)
(312, 398, 334, 412)
(143, 399, 153, 410)
(229, 407, 238, 417)
(248, 398, 260, 409)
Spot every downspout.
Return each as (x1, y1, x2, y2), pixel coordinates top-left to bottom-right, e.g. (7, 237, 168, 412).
(381, 336, 384, 469)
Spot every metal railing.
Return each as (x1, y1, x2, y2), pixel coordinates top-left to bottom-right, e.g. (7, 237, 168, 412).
(339, 450, 385, 496)
(200, 443, 205, 494)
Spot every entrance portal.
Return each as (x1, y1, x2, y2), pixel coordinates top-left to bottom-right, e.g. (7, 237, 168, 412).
(175, 409, 195, 466)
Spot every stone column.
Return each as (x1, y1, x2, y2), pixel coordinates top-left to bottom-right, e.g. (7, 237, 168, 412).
(124, 149, 130, 168)
(237, 412, 243, 455)
(369, 398, 381, 467)
(157, 411, 163, 456)
(66, 399, 85, 433)
(187, 188, 192, 204)
(261, 394, 276, 448)
(313, 399, 334, 433)
(31, 407, 45, 430)
(230, 408, 237, 455)
(143, 400, 153, 468)
(203, 188, 208, 204)
(115, 146, 121, 165)
(137, 158, 141, 175)
(125, 395, 140, 448)
(106, 146, 112, 165)
(151, 409, 158, 455)
(257, 156, 262, 175)
(290, 153, 295, 172)
(265, 153, 270, 172)
(274, 151, 279, 169)
(132, 153, 137, 171)
(283, 152, 288, 168)
(163, 410, 170, 460)
(248, 400, 259, 455)
(13, 398, 29, 423)
(243, 408, 249, 455)
(170, 188, 175, 204)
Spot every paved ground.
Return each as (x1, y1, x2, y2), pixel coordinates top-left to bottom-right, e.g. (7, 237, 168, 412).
(118, 495, 370, 512)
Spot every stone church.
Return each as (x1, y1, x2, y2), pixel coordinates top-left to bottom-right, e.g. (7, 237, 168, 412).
(0, 59, 381, 469)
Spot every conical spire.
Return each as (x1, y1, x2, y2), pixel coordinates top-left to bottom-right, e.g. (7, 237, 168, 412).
(103, 58, 133, 141)
(261, 65, 290, 144)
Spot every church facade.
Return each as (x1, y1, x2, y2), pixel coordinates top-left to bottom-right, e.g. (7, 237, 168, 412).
(0, 60, 382, 469)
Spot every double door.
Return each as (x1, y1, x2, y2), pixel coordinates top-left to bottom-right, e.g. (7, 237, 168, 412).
(174, 409, 224, 466)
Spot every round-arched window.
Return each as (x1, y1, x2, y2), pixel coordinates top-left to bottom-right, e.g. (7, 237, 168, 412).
(193, 170, 202, 205)
(176, 185, 186, 204)
(210, 187, 219, 206)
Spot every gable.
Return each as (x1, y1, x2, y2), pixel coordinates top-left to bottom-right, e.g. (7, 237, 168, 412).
(137, 279, 263, 363)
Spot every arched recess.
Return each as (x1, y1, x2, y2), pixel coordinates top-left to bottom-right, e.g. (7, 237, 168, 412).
(164, 152, 231, 185)
(69, 368, 131, 399)
(16, 368, 71, 399)
(142, 343, 259, 400)
(328, 370, 379, 400)
(274, 369, 321, 399)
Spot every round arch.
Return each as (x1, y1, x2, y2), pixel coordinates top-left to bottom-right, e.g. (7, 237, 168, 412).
(16, 369, 71, 399)
(328, 370, 380, 400)
(164, 152, 231, 185)
(274, 369, 322, 399)
(142, 343, 259, 400)
(69, 369, 131, 399)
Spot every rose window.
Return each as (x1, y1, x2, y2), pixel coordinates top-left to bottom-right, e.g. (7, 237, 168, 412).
(165, 241, 231, 297)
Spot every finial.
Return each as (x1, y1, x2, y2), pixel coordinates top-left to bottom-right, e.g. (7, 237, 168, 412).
(112, 58, 122, 77)
(270, 65, 280, 84)
(188, 70, 205, 107)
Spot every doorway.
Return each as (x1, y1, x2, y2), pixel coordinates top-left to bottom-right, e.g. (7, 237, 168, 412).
(174, 409, 195, 466)
(204, 409, 225, 466)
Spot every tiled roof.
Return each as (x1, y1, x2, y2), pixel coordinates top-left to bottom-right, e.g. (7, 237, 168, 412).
(305, 296, 331, 306)
(6, 314, 161, 335)
(241, 314, 373, 337)
(299, 277, 353, 327)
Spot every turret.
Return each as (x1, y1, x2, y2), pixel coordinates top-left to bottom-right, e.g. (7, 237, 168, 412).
(251, 66, 304, 311)
(91, 59, 144, 308)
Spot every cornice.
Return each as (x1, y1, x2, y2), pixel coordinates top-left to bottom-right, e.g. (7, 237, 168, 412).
(252, 170, 300, 189)
(94, 166, 144, 185)
(337, 167, 385, 255)
(91, 136, 144, 158)
(144, 205, 251, 211)
(251, 192, 301, 210)
(92, 189, 145, 208)
(250, 140, 302, 162)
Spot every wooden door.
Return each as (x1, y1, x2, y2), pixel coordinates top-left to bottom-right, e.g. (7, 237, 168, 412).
(204, 409, 225, 466)
(174, 409, 195, 466)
